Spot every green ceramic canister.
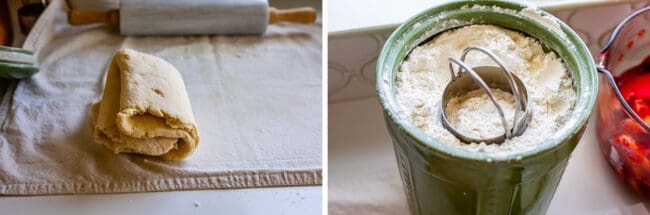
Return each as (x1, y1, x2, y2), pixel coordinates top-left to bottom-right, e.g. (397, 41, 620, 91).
(376, 1, 597, 215)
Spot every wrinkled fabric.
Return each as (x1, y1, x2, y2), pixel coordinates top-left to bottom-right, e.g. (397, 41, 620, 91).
(0, 1, 322, 195)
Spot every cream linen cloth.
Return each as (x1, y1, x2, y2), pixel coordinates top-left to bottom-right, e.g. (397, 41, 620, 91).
(0, 1, 321, 195)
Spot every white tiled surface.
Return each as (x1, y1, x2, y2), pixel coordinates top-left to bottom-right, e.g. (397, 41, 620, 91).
(329, 2, 650, 215)
(328, 0, 643, 33)
(328, 1, 650, 103)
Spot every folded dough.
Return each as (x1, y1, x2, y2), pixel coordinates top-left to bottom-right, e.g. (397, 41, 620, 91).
(91, 48, 199, 160)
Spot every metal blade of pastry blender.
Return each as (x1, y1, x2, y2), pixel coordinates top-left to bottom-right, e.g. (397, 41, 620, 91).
(119, 0, 269, 35)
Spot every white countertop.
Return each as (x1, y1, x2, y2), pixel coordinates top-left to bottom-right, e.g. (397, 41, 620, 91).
(0, 186, 322, 214)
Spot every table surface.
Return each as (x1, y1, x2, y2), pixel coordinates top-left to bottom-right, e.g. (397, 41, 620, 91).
(0, 186, 322, 214)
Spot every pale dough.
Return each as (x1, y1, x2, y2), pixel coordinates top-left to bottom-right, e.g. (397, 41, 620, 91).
(91, 48, 199, 160)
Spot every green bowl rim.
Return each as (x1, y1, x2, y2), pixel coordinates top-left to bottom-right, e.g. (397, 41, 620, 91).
(375, 0, 598, 162)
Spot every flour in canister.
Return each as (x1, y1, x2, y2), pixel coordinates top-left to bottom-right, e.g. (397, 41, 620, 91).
(446, 88, 516, 140)
(395, 25, 576, 159)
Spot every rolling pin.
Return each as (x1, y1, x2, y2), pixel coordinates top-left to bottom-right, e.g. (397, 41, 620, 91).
(67, 0, 317, 35)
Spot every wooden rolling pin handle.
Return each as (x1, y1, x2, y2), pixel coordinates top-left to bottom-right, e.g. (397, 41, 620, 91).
(68, 9, 119, 27)
(268, 7, 317, 24)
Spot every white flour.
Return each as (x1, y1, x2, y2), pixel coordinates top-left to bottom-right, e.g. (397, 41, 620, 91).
(446, 88, 516, 140)
(395, 25, 576, 159)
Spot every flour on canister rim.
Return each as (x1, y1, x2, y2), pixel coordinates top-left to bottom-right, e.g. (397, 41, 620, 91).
(395, 24, 576, 160)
